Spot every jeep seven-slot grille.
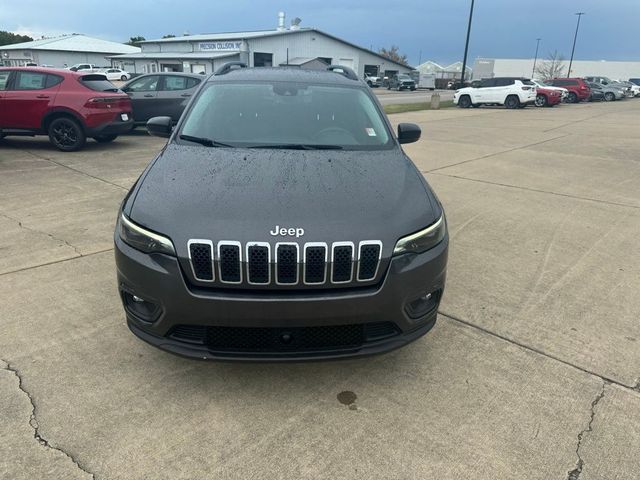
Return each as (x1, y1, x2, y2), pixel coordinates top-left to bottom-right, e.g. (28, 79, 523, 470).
(188, 242, 214, 281)
(190, 240, 382, 286)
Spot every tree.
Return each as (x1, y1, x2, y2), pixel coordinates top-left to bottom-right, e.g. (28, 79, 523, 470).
(0, 31, 34, 46)
(126, 36, 146, 47)
(535, 50, 566, 80)
(378, 45, 409, 66)
(162, 34, 176, 39)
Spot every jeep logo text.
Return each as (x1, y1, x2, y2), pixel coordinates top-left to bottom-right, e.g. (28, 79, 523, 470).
(269, 225, 305, 238)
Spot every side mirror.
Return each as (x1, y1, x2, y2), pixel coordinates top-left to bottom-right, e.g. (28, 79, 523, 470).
(146, 116, 172, 138)
(397, 123, 421, 144)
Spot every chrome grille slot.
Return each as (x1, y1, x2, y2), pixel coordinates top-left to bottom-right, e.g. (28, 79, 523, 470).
(218, 242, 242, 283)
(247, 243, 270, 284)
(358, 241, 382, 281)
(304, 243, 327, 284)
(276, 243, 299, 284)
(331, 242, 354, 283)
(188, 240, 214, 281)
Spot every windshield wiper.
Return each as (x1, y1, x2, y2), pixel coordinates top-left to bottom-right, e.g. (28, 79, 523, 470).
(179, 134, 234, 148)
(246, 143, 344, 150)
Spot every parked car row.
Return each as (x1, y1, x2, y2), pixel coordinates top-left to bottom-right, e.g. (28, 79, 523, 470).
(454, 75, 640, 109)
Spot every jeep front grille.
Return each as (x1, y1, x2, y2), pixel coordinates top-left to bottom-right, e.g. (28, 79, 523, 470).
(187, 240, 383, 287)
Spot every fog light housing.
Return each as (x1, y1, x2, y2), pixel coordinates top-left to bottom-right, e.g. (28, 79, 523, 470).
(405, 290, 441, 319)
(121, 290, 161, 323)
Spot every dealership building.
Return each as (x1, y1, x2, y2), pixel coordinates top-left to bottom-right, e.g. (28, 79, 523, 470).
(473, 57, 640, 80)
(109, 13, 412, 78)
(0, 34, 140, 68)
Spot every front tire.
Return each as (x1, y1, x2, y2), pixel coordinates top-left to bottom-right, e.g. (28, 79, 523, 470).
(535, 94, 548, 107)
(458, 95, 472, 108)
(48, 117, 86, 152)
(94, 134, 118, 143)
(504, 95, 520, 109)
(120, 75, 128, 81)
(604, 92, 615, 102)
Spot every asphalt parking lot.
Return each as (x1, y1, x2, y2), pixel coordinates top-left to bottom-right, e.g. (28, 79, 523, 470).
(1, 100, 639, 479)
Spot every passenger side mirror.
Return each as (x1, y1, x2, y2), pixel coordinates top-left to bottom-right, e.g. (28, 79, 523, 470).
(146, 116, 173, 138)
(397, 123, 421, 144)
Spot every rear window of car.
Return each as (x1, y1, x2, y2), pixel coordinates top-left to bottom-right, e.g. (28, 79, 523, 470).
(79, 74, 119, 92)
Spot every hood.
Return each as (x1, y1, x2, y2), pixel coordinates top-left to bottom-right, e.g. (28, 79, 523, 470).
(128, 144, 439, 258)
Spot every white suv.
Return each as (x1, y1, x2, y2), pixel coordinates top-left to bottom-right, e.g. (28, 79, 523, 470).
(454, 77, 537, 109)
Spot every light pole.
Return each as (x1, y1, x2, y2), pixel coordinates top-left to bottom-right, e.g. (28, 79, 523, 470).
(567, 12, 585, 77)
(531, 38, 541, 78)
(459, 0, 475, 87)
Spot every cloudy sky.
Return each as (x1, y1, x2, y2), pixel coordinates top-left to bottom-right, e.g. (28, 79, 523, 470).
(1, 0, 638, 65)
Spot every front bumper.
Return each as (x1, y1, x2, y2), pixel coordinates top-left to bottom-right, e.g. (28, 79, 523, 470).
(115, 234, 448, 361)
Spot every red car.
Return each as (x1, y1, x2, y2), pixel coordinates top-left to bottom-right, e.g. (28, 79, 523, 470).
(0, 67, 133, 151)
(548, 77, 591, 103)
(534, 87, 563, 107)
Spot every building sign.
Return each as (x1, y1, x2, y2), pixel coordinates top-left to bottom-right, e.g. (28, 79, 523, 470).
(199, 41, 242, 51)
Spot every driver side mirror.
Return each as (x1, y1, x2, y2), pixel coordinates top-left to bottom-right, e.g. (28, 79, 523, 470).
(397, 123, 421, 144)
(146, 116, 173, 138)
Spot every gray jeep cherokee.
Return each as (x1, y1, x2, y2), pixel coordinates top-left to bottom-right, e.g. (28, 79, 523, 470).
(114, 63, 448, 361)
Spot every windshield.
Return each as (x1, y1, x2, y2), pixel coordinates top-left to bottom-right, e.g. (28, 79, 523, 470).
(179, 81, 392, 150)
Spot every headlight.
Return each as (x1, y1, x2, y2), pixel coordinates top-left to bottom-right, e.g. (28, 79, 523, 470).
(118, 213, 176, 256)
(393, 214, 446, 256)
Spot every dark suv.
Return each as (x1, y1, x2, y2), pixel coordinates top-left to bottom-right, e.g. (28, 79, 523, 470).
(387, 74, 416, 91)
(548, 78, 591, 103)
(115, 64, 448, 361)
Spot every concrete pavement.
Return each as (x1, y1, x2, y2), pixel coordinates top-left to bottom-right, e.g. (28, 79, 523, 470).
(1, 100, 639, 479)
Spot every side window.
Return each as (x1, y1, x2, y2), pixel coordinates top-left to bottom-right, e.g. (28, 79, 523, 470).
(0, 71, 11, 90)
(45, 74, 63, 88)
(162, 76, 189, 91)
(186, 77, 201, 89)
(495, 78, 514, 87)
(567, 80, 578, 86)
(127, 75, 160, 92)
(15, 72, 48, 90)
(479, 79, 495, 88)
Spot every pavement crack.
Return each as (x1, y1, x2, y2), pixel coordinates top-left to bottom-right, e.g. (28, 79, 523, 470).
(1, 359, 96, 479)
(567, 382, 606, 480)
(0, 212, 84, 256)
(23, 149, 127, 191)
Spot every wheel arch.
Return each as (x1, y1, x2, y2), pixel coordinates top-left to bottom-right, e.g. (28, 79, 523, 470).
(42, 108, 86, 132)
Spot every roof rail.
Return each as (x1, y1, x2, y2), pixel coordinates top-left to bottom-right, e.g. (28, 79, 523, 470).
(327, 65, 359, 81)
(214, 62, 248, 76)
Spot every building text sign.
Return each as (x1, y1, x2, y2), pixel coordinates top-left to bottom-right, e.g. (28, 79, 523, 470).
(199, 41, 242, 51)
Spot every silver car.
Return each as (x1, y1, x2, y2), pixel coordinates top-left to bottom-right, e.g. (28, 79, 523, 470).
(122, 73, 204, 125)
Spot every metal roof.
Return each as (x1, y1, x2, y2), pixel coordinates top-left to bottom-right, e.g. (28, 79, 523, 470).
(109, 52, 236, 60)
(0, 34, 140, 54)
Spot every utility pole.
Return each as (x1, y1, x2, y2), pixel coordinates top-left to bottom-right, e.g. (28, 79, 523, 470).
(460, 0, 475, 87)
(567, 12, 585, 77)
(531, 38, 541, 78)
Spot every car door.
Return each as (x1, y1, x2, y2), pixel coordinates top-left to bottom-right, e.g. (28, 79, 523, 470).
(491, 78, 514, 103)
(472, 78, 495, 103)
(0, 70, 13, 128)
(156, 75, 202, 122)
(122, 75, 160, 123)
(1, 71, 62, 129)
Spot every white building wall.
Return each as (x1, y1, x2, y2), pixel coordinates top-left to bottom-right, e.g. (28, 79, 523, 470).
(1, 49, 120, 67)
(474, 58, 640, 81)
